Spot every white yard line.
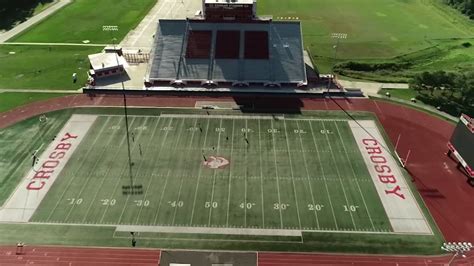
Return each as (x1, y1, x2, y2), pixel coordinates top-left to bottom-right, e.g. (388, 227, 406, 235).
(107, 117, 151, 224)
(132, 117, 163, 224)
(270, 119, 284, 229)
(334, 121, 376, 230)
(44, 116, 109, 222)
(244, 118, 248, 227)
(257, 120, 265, 228)
(225, 120, 235, 227)
(308, 121, 339, 229)
(151, 170, 171, 225)
(171, 119, 198, 225)
(207, 118, 223, 226)
(64, 117, 137, 222)
(146, 118, 177, 225)
(82, 118, 138, 222)
(321, 121, 357, 229)
(189, 118, 211, 225)
(296, 120, 320, 229)
(99, 118, 149, 224)
(282, 120, 302, 229)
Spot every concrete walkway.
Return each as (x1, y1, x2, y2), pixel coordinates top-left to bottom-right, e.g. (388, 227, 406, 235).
(0, 0, 72, 43)
(337, 79, 409, 95)
(120, 0, 202, 51)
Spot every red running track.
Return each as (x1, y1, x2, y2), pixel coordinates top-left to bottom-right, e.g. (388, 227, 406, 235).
(0, 246, 160, 265)
(0, 94, 473, 265)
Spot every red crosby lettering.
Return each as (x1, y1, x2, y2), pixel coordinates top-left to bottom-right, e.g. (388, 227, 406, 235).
(362, 138, 405, 200)
(27, 132, 78, 190)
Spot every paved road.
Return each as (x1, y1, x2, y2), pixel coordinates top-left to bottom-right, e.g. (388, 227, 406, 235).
(120, 0, 202, 51)
(0, 0, 72, 43)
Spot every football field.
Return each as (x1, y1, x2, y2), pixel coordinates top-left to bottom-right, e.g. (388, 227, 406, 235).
(17, 110, 416, 234)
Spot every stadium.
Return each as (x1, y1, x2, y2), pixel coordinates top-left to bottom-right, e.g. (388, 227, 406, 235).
(0, 0, 473, 265)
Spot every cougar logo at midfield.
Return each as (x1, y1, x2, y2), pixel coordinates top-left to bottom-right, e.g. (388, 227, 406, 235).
(203, 156, 230, 169)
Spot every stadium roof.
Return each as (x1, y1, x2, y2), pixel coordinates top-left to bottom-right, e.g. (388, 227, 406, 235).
(147, 19, 307, 86)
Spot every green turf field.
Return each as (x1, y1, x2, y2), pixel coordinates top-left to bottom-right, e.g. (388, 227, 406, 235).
(31, 113, 392, 232)
(0, 108, 444, 253)
(258, 0, 474, 75)
(0, 45, 100, 90)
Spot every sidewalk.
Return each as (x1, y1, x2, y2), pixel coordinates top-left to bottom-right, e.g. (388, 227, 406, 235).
(0, 0, 72, 43)
(337, 79, 409, 95)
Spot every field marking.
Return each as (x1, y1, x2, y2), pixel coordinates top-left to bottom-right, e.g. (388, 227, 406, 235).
(97, 118, 147, 223)
(107, 117, 152, 224)
(151, 170, 171, 225)
(150, 118, 186, 224)
(308, 121, 339, 229)
(171, 119, 198, 225)
(225, 120, 235, 227)
(348, 120, 432, 234)
(282, 120, 302, 229)
(244, 118, 248, 227)
(160, 114, 285, 120)
(1, 114, 69, 208)
(133, 117, 164, 224)
(207, 118, 223, 226)
(321, 121, 357, 229)
(44, 116, 110, 222)
(189, 118, 211, 225)
(270, 119, 284, 229)
(334, 121, 376, 230)
(63, 117, 137, 222)
(295, 120, 320, 229)
(81, 117, 150, 222)
(257, 120, 265, 228)
(147, 118, 177, 225)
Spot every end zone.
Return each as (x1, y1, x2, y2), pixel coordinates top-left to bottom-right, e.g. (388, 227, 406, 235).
(349, 120, 432, 235)
(0, 115, 97, 222)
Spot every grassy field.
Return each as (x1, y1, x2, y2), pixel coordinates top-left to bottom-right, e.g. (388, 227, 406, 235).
(0, 45, 100, 90)
(378, 88, 418, 101)
(259, 0, 474, 76)
(9, 0, 157, 43)
(0, 92, 72, 113)
(0, 108, 443, 253)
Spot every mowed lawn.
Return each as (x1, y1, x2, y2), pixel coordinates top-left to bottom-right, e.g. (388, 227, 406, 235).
(31, 114, 393, 232)
(0, 92, 72, 113)
(0, 45, 100, 90)
(258, 0, 474, 72)
(10, 0, 157, 43)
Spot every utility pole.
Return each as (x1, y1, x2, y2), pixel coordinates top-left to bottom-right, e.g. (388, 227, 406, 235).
(327, 33, 347, 94)
(102, 25, 135, 194)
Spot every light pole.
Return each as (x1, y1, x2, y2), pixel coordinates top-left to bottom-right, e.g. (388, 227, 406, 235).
(327, 33, 347, 94)
(102, 25, 136, 194)
(441, 242, 472, 265)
